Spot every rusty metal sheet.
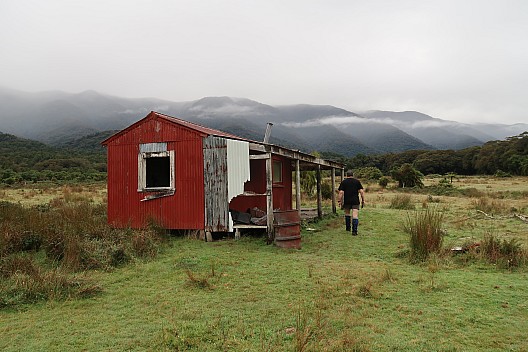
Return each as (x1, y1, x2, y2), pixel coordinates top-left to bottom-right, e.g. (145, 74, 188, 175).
(274, 210, 301, 249)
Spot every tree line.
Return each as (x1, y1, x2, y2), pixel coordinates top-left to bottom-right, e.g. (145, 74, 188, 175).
(1, 130, 527, 186)
(323, 131, 528, 177)
(0, 132, 106, 185)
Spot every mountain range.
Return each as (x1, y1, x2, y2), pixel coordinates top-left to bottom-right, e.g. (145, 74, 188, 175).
(0, 86, 526, 157)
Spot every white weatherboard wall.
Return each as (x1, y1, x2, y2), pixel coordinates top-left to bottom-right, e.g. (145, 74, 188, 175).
(227, 139, 250, 231)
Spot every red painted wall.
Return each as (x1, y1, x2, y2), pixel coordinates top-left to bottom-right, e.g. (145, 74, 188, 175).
(106, 116, 205, 229)
(229, 155, 293, 213)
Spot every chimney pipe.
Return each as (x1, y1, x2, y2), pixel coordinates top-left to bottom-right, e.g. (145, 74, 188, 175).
(263, 122, 273, 143)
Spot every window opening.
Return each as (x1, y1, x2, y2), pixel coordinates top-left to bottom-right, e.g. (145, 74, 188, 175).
(273, 160, 283, 183)
(138, 145, 174, 192)
(146, 156, 170, 188)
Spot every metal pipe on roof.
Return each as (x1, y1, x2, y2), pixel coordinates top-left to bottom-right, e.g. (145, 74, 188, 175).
(263, 122, 273, 143)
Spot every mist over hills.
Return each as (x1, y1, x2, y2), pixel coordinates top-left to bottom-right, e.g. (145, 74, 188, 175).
(1, 87, 526, 157)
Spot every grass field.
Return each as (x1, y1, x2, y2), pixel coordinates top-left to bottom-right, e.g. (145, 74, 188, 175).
(1, 177, 527, 351)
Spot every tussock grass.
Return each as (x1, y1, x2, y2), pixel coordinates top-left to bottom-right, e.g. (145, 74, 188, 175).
(404, 207, 445, 262)
(0, 198, 168, 307)
(0, 254, 101, 308)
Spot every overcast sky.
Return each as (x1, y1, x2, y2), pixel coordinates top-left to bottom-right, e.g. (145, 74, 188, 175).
(1, 0, 527, 124)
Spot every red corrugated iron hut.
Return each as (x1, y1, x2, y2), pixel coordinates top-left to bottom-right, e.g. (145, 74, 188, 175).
(102, 111, 343, 247)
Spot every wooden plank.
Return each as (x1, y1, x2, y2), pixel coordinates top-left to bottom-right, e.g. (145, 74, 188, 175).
(233, 224, 267, 229)
(265, 151, 274, 240)
(296, 159, 301, 216)
(249, 142, 344, 170)
(316, 165, 322, 219)
(331, 167, 336, 214)
(249, 154, 270, 160)
(242, 192, 266, 196)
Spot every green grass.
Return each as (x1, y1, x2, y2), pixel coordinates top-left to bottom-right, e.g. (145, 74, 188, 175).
(1, 204, 527, 351)
(1, 177, 528, 351)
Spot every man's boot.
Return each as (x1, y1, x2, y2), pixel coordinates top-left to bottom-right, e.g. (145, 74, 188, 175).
(352, 218, 359, 236)
(345, 215, 351, 231)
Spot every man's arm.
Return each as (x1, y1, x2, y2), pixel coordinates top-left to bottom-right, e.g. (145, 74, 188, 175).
(359, 189, 365, 207)
(338, 190, 344, 205)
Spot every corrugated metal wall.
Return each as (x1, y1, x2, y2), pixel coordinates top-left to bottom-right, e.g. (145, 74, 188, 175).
(106, 116, 205, 229)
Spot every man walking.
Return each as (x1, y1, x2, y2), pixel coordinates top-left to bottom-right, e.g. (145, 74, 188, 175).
(338, 170, 365, 235)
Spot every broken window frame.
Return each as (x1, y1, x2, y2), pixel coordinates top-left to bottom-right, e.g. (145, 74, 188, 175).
(138, 150, 175, 192)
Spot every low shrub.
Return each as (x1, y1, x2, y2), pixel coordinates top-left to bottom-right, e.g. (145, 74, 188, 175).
(0, 254, 40, 279)
(494, 170, 512, 178)
(321, 182, 333, 200)
(0, 257, 101, 308)
(480, 234, 526, 269)
(0, 199, 170, 308)
(131, 230, 160, 259)
(390, 194, 414, 210)
(472, 197, 507, 215)
(378, 176, 390, 188)
(460, 187, 484, 198)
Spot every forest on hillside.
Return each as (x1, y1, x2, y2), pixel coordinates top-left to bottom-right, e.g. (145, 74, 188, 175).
(328, 131, 528, 177)
(1, 131, 527, 186)
(0, 132, 106, 184)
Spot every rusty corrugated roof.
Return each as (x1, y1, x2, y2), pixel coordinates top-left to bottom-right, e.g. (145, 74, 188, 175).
(101, 111, 249, 145)
(154, 112, 243, 140)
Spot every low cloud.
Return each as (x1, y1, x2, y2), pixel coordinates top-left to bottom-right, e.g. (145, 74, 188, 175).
(407, 120, 460, 129)
(189, 103, 258, 117)
(281, 115, 386, 128)
(281, 115, 464, 130)
(118, 108, 149, 115)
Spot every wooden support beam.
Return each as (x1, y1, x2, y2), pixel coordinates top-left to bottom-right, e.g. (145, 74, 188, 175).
(296, 159, 301, 216)
(265, 152, 274, 241)
(249, 154, 270, 160)
(249, 142, 343, 170)
(331, 167, 336, 214)
(316, 165, 322, 219)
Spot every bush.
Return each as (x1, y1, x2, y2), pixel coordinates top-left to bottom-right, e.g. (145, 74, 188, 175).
(378, 176, 390, 188)
(472, 197, 507, 215)
(353, 167, 383, 180)
(321, 181, 333, 200)
(390, 194, 414, 210)
(391, 163, 424, 188)
(301, 171, 316, 196)
(494, 169, 512, 178)
(404, 207, 445, 262)
(131, 230, 160, 258)
(480, 234, 526, 269)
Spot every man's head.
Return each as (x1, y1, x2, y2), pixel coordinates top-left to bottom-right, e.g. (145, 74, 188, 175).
(346, 170, 354, 177)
